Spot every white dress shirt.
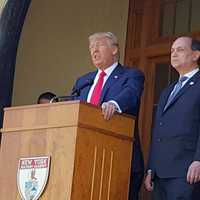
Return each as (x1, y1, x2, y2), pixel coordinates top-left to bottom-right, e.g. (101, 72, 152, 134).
(87, 62, 121, 112)
(169, 68, 199, 98)
(180, 68, 199, 87)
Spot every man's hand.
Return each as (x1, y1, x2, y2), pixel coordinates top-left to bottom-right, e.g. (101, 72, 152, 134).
(187, 161, 200, 184)
(101, 102, 117, 120)
(144, 173, 153, 192)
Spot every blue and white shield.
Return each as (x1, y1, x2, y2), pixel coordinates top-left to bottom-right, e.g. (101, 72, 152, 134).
(17, 156, 50, 200)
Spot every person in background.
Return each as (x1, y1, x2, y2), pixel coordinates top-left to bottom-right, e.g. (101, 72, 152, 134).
(145, 37, 200, 200)
(37, 92, 56, 104)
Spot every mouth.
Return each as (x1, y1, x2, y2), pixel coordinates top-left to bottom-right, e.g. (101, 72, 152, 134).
(171, 58, 179, 62)
(92, 53, 99, 60)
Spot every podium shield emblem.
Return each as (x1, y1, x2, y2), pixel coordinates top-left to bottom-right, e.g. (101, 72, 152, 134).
(17, 156, 50, 200)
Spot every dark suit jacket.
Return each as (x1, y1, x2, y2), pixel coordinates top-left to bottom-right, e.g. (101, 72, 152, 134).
(148, 70, 200, 178)
(72, 63, 145, 172)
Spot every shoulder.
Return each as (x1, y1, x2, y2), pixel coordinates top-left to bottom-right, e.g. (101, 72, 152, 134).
(75, 70, 97, 84)
(119, 63, 143, 74)
(120, 64, 144, 80)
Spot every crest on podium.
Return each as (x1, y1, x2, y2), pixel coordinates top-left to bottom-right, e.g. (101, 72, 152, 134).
(17, 156, 50, 200)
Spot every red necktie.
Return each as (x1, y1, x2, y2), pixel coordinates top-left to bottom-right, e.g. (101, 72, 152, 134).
(90, 71, 106, 105)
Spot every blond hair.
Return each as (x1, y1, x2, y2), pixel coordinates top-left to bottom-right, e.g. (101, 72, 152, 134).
(89, 32, 119, 60)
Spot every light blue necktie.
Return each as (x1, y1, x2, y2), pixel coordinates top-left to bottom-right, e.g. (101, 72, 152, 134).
(164, 76, 188, 111)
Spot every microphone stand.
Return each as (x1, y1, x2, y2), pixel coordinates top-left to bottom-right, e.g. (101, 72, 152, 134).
(50, 78, 93, 103)
(50, 94, 77, 103)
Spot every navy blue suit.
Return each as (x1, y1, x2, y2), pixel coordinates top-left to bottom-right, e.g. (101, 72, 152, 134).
(72, 63, 145, 199)
(148, 70, 200, 199)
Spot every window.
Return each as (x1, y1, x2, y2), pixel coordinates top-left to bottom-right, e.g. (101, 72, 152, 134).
(160, 0, 200, 36)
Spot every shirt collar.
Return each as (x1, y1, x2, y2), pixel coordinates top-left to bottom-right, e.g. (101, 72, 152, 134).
(97, 62, 118, 77)
(180, 68, 199, 79)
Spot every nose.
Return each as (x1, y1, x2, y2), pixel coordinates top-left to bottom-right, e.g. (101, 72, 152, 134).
(93, 46, 98, 52)
(171, 50, 177, 57)
(90, 45, 98, 53)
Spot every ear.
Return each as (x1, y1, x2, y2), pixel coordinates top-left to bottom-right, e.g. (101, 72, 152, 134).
(192, 51, 200, 62)
(112, 46, 118, 56)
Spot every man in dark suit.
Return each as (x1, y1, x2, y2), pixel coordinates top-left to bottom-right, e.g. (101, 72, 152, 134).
(72, 32, 144, 199)
(145, 37, 200, 199)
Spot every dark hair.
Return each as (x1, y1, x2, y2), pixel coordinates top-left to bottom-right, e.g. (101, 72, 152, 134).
(191, 39, 200, 66)
(191, 39, 200, 51)
(37, 92, 56, 104)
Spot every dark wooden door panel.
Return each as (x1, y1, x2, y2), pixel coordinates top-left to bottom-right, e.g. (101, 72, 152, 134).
(125, 0, 200, 199)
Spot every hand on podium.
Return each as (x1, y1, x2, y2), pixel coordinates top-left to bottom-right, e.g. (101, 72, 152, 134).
(101, 102, 117, 120)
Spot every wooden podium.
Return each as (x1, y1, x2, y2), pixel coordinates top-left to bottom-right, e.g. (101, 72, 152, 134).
(0, 101, 135, 200)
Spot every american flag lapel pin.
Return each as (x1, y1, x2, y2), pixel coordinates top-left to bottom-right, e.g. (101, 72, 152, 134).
(189, 81, 194, 85)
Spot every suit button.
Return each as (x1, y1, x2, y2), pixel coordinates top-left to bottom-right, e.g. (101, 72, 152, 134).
(159, 122, 163, 126)
(157, 138, 161, 142)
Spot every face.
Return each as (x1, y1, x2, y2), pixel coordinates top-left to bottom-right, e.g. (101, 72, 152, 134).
(38, 99, 50, 104)
(171, 37, 198, 73)
(89, 37, 118, 69)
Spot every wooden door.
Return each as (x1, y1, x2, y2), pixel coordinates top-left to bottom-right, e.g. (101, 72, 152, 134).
(125, 0, 200, 199)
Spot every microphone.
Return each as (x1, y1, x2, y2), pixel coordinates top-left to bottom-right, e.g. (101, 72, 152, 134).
(50, 78, 94, 103)
(49, 95, 75, 103)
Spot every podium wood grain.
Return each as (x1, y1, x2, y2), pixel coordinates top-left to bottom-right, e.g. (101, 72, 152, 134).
(0, 101, 135, 200)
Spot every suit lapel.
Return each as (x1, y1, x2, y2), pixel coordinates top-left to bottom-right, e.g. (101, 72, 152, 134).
(163, 70, 200, 113)
(99, 64, 124, 104)
(159, 84, 175, 115)
(81, 71, 97, 101)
